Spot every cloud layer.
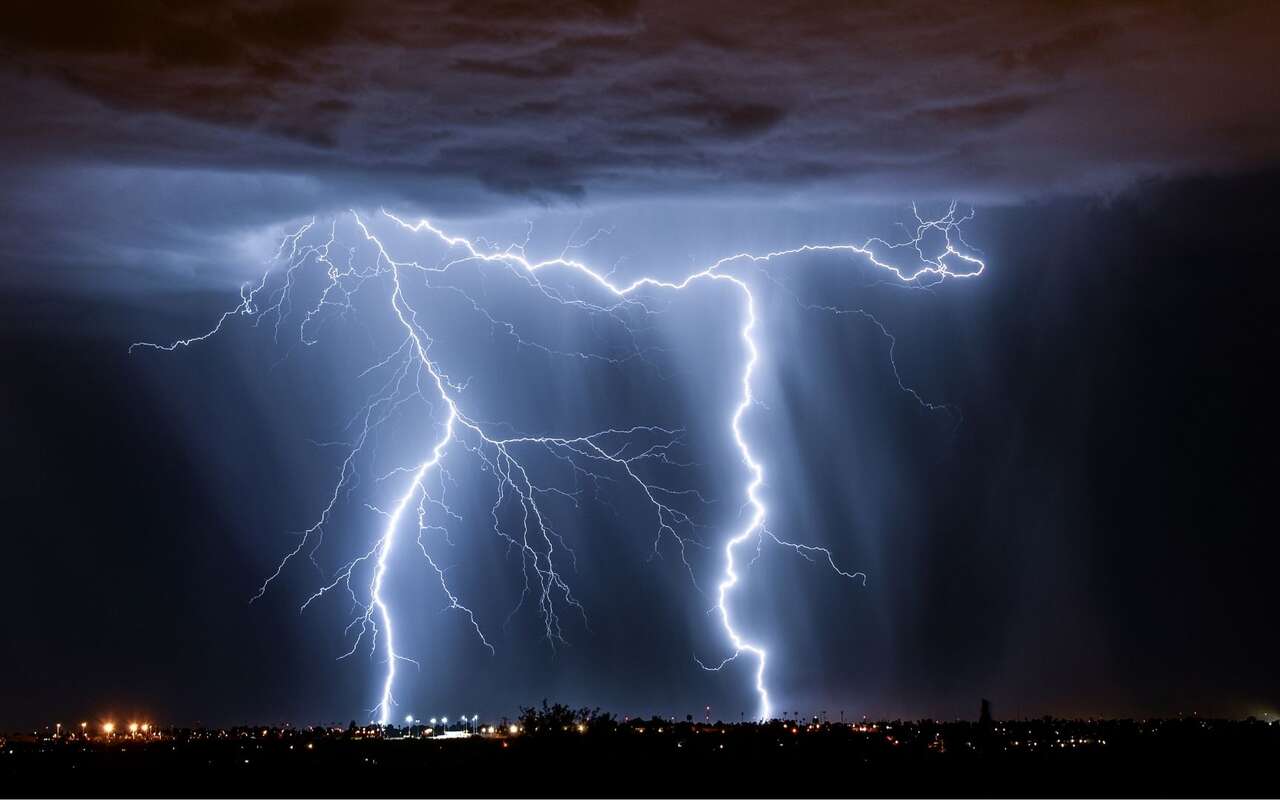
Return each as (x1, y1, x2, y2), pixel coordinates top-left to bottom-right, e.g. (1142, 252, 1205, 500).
(3, 0, 1278, 209)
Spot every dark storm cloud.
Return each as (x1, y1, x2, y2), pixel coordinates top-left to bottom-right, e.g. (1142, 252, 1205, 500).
(3, 0, 1278, 209)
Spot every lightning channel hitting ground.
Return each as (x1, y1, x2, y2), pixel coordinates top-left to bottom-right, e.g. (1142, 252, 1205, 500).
(132, 204, 984, 723)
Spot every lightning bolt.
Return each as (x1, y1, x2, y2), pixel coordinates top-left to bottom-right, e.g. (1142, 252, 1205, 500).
(132, 202, 983, 723)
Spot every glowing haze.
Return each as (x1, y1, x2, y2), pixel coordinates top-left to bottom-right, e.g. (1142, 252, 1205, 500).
(133, 204, 982, 721)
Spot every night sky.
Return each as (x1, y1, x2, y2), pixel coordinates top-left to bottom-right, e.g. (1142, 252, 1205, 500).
(1, 1, 1277, 728)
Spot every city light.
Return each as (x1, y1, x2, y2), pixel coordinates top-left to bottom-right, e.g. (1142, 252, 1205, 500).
(6, 713, 1274, 793)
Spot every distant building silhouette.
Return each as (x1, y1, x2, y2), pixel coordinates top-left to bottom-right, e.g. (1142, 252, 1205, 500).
(979, 698, 994, 755)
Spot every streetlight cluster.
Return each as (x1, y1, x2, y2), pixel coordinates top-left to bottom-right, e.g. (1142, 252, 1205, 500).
(406, 714, 482, 734)
(27, 719, 164, 741)
(89, 720, 156, 739)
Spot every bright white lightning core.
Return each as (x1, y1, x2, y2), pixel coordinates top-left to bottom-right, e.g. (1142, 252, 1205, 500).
(133, 204, 983, 724)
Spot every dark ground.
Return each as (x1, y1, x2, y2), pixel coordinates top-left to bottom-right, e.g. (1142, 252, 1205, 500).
(3, 717, 1277, 797)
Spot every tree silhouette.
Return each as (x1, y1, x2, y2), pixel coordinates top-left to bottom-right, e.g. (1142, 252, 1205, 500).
(517, 699, 617, 736)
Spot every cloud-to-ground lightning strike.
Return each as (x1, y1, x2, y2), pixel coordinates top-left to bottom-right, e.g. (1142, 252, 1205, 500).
(132, 204, 983, 723)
